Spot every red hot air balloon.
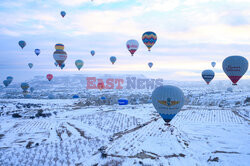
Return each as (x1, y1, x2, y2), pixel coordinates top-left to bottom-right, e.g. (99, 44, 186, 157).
(97, 82, 105, 91)
(47, 74, 53, 81)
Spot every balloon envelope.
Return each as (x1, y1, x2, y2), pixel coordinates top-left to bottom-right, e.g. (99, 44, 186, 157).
(75, 60, 84, 70)
(142, 31, 157, 51)
(21, 82, 29, 92)
(110, 56, 116, 64)
(148, 62, 153, 68)
(28, 63, 33, 69)
(202, 70, 215, 84)
(55, 43, 64, 50)
(53, 50, 67, 65)
(126, 39, 139, 56)
(3, 80, 9, 87)
(47, 74, 53, 81)
(73, 95, 79, 99)
(35, 49, 40, 56)
(152, 85, 184, 123)
(91, 50, 95, 56)
(222, 55, 248, 85)
(18, 40, 26, 49)
(6, 76, 13, 84)
(211, 62, 216, 68)
(61, 11, 66, 17)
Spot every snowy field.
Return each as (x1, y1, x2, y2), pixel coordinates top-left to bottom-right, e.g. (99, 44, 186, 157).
(0, 78, 249, 166)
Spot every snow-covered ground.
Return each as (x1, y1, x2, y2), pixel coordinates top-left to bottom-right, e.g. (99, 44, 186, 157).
(0, 75, 249, 166)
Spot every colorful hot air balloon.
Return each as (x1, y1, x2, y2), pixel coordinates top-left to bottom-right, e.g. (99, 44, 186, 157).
(35, 49, 40, 56)
(47, 74, 53, 81)
(148, 62, 153, 68)
(202, 70, 215, 85)
(211, 62, 216, 68)
(152, 85, 184, 123)
(21, 82, 29, 92)
(91, 50, 95, 56)
(142, 31, 157, 51)
(126, 39, 139, 56)
(110, 56, 116, 64)
(30, 87, 34, 93)
(3, 80, 9, 87)
(53, 43, 67, 67)
(18, 40, 26, 49)
(75, 60, 84, 71)
(6, 76, 13, 84)
(222, 55, 248, 85)
(28, 63, 33, 69)
(61, 11, 66, 17)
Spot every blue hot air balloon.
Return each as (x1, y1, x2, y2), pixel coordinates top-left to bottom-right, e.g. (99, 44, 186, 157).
(118, 98, 128, 105)
(152, 85, 184, 123)
(91, 50, 95, 56)
(73, 95, 79, 99)
(21, 82, 29, 92)
(100, 96, 106, 100)
(148, 62, 153, 68)
(75, 60, 84, 70)
(202, 70, 215, 85)
(211, 62, 216, 68)
(60, 63, 65, 69)
(18, 40, 26, 49)
(34, 49, 40, 56)
(110, 56, 117, 64)
(3, 80, 9, 87)
(61, 11, 66, 17)
(28, 63, 33, 69)
(54, 62, 58, 67)
(222, 55, 248, 85)
(6, 76, 13, 84)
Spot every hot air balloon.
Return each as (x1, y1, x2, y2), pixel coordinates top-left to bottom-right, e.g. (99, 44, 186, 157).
(18, 40, 26, 49)
(28, 63, 33, 69)
(110, 56, 116, 64)
(73, 95, 79, 99)
(148, 62, 153, 68)
(21, 82, 29, 92)
(54, 62, 58, 67)
(211, 62, 216, 68)
(53, 43, 67, 67)
(100, 96, 106, 100)
(47, 74, 53, 81)
(202, 70, 215, 85)
(60, 63, 65, 69)
(75, 60, 84, 71)
(61, 11, 66, 17)
(6, 76, 13, 84)
(222, 55, 248, 85)
(97, 82, 105, 91)
(118, 98, 128, 105)
(152, 85, 184, 123)
(3, 80, 9, 87)
(126, 39, 139, 56)
(91, 50, 95, 56)
(35, 49, 40, 56)
(142, 31, 157, 51)
(30, 87, 34, 93)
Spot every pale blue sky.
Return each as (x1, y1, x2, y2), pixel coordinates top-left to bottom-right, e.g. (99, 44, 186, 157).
(0, 0, 249, 82)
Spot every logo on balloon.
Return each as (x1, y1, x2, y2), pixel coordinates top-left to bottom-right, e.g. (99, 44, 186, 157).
(158, 98, 180, 107)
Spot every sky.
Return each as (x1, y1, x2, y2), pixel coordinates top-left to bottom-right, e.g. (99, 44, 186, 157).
(0, 0, 249, 82)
